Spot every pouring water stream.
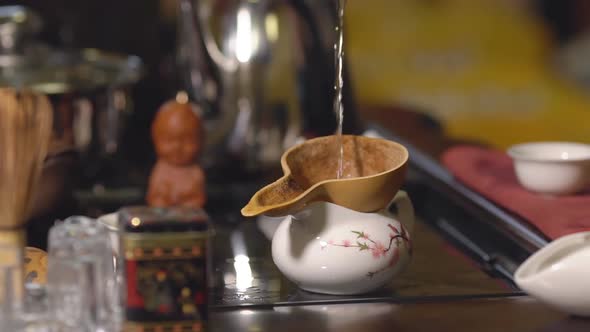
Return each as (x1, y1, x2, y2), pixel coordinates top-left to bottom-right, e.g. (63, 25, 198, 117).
(334, 0, 347, 179)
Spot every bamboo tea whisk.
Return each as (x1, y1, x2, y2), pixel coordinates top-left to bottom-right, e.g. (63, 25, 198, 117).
(0, 89, 53, 228)
(0, 88, 53, 313)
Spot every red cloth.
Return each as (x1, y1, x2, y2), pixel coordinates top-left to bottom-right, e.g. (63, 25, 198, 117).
(441, 146, 590, 240)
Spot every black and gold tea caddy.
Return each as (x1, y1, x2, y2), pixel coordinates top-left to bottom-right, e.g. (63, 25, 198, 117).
(120, 206, 211, 332)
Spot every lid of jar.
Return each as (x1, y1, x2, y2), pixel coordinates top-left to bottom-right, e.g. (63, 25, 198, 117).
(0, 6, 143, 94)
(0, 47, 144, 95)
(119, 206, 210, 233)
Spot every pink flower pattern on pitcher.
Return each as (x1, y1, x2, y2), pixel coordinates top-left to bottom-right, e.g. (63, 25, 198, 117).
(325, 223, 412, 278)
(371, 241, 386, 258)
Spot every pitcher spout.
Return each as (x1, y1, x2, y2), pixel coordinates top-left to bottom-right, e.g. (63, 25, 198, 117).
(241, 175, 309, 217)
(516, 232, 590, 282)
(515, 231, 590, 317)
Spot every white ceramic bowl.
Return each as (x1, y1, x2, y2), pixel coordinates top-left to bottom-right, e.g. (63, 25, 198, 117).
(515, 232, 590, 317)
(507, 142, 590, 195)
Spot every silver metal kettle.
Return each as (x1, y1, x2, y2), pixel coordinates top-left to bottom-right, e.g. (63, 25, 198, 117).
(177, 0, 361, 174)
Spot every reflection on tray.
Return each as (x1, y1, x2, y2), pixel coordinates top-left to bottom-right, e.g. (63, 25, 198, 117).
(209, 208, 516, 309)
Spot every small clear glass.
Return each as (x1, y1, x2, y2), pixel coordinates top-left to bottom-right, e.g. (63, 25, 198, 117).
(47, 216, 122, 332)
(97, 213, 125, 322)
(1, 282, 77, 332)
(10, 283, 64, 332)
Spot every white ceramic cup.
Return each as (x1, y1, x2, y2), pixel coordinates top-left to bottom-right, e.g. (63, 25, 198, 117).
(507, 142, 590, 195)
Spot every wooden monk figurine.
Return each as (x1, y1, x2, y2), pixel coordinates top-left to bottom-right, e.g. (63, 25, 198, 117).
(147, 96, 206, 208)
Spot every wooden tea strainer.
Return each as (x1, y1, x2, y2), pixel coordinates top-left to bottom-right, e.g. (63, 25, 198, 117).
(241, 135, 409, 217)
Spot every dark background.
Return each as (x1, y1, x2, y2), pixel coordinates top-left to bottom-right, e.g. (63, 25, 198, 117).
(4, 0, 590, 166)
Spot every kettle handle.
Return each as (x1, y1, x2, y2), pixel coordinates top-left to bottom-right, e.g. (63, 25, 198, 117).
(384, 191, 414, 233)
(178, 0, 238, 72)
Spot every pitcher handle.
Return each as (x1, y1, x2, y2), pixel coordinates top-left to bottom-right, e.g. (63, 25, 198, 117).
(385, 191, 414, 233)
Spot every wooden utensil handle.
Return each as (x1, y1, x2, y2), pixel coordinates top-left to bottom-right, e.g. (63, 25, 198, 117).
(0, 228, 25, 310)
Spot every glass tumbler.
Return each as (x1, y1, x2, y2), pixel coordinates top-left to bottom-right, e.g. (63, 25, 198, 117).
(97, 213, 125, 321)
(47, 216, 121, 332)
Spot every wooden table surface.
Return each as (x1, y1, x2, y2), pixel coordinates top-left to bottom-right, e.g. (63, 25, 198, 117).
(211, 297, 590, 332)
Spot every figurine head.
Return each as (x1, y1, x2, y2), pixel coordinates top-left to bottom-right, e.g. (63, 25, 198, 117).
(152, 99, 203, 166)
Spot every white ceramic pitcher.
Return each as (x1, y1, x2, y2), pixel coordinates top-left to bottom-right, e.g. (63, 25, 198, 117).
(515, 231, 590, 317)
(271, 191, 414, 295)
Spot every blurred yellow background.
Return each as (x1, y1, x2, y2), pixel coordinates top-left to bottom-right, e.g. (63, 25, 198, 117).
(347, 0, 590, 148)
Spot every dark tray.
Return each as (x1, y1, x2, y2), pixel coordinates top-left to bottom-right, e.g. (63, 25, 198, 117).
(207, 210, 518, 310)
(205, 125, 538, 309)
